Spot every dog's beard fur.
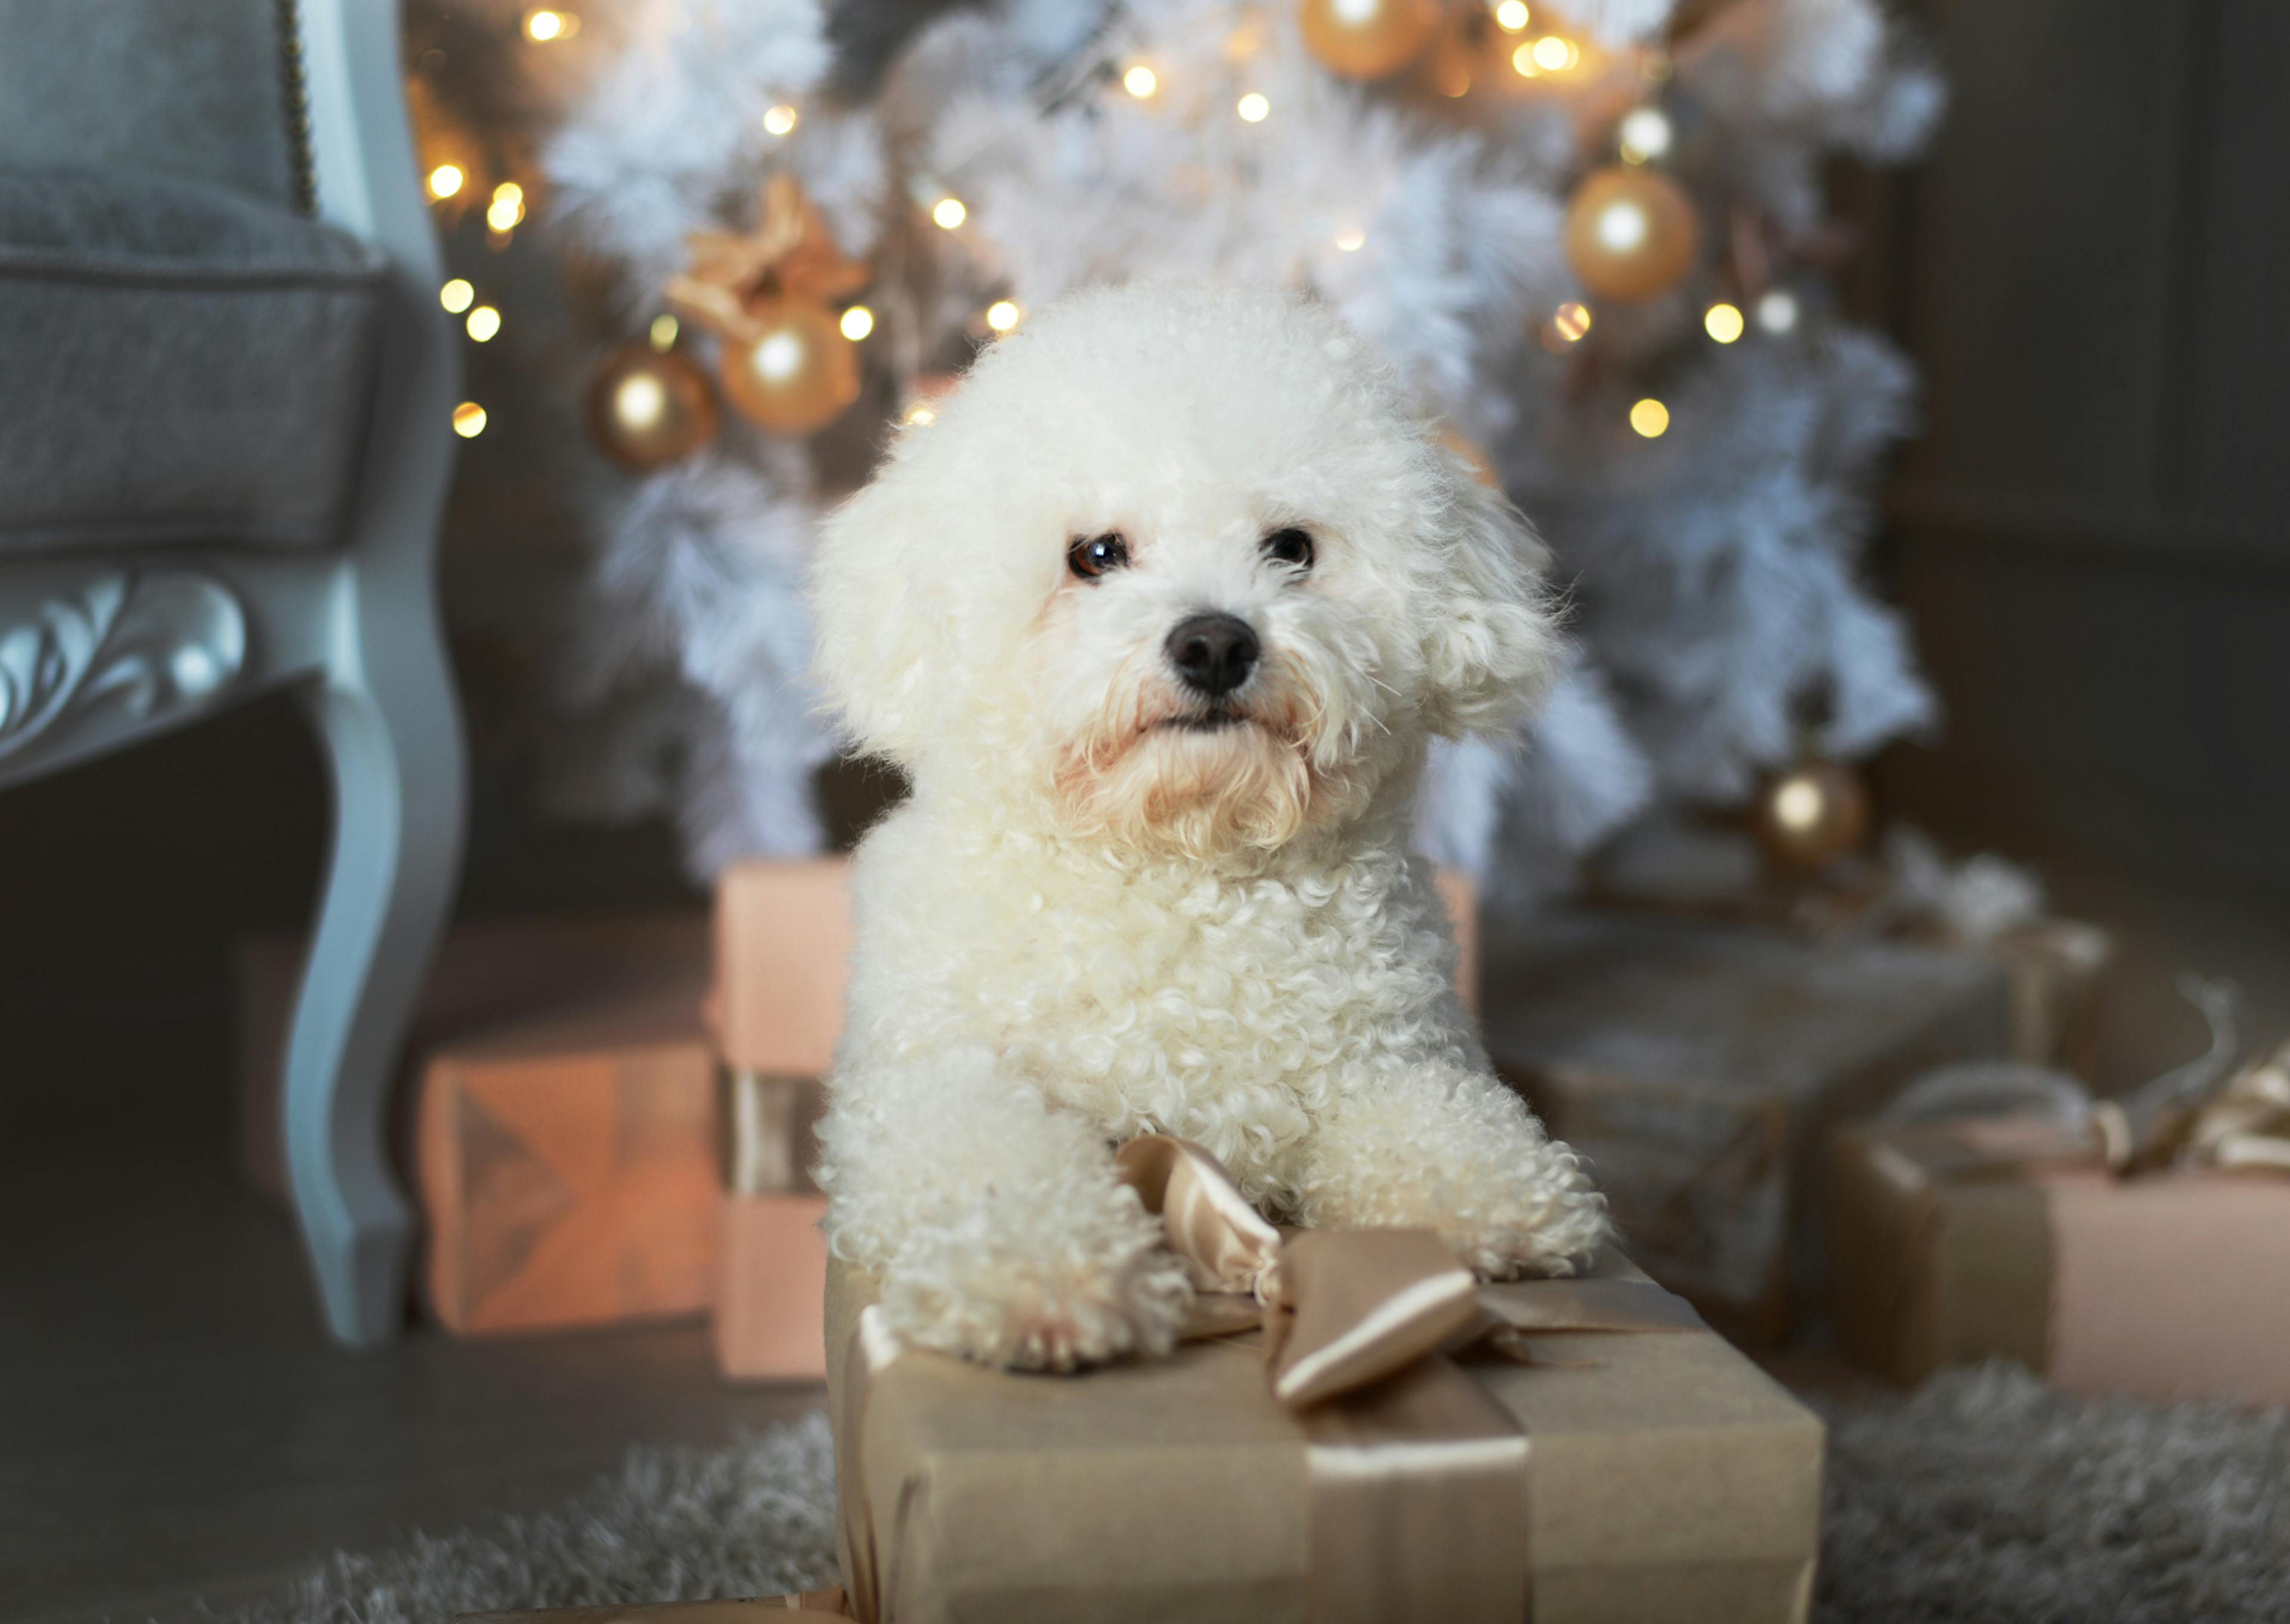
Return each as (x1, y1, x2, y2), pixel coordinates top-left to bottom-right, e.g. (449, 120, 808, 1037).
(1052, 646, 1361, 859)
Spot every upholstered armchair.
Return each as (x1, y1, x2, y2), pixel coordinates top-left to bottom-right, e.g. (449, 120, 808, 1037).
(0, 0, 465, 1347)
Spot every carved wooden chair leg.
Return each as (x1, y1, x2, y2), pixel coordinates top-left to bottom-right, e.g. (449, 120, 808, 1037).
(281, 588, 465, 1349)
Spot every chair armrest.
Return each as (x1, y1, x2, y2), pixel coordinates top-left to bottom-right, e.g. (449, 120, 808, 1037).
(298, 0, 447, 309)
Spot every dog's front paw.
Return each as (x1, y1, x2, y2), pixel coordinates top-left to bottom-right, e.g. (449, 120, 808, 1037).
(880, 1201, 1193, 1371)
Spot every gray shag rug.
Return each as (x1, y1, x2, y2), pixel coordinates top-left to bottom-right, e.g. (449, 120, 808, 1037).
(210, 1366, 2288, 1624)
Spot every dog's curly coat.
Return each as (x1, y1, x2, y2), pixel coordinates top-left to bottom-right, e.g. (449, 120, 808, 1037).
(809, 283, 1608, 1370)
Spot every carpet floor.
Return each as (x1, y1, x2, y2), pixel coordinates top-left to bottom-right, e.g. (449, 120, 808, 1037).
(208, 1365, 2288, 1624)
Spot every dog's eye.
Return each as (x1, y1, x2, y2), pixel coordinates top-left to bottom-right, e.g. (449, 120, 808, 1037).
(1067, 533, 1131, 580)
(1261, 527, 1315, 572)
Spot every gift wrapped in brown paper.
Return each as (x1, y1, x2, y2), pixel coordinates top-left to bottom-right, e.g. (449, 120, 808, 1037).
(1828, 1033, 2290, 1407)
(820, 1136, 1825, 1624)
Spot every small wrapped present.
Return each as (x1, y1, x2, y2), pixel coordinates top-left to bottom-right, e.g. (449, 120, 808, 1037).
(1828, 1032, 2290, 1406)
(1484, 906, 2011, 1343)
(716, 1069, 830, 1382)
(416, 974, 719, 1337)
(821, 1138, 1824, 1624)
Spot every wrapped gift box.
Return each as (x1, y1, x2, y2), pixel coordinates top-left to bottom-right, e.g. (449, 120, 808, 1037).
(716, 1070, 829, 1382)
(1827, 1118, 2290, 1406)
(1483, 907, 2012, 1343)
(823, 1251, 1824, 1624)
(417, 975, 720, 1337)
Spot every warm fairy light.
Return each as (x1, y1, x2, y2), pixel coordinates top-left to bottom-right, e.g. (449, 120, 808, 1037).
(763, 104, 799, 136)
(903, 402, 937, 427)
(648, 312, 680, 352)
(986, 299, 1022, 333)
(427, 164, 465, 200)
(1237, 91, 1271, 123)
(1757, 289, 1800, 333)
(1704, 302, 1745, 343)
(487, 181, 525, 231)
(1334, 227, 1366, 252)
(439, 278, 474, 314)
(1772, 777, 1824, 830)
(1124, 65, 1158, 98)
(614, 372, 666, 431)
(1531, 35, 1577, 72)
(1552, 300, 1592, 342)
(1591, 195, 1651, 255)
(1629, 398, 1670, 438)
(466, 305, 502, 342)
(1494, 0, 1530, 30)
(839, 305, 875, 340)
(932, 196, 967, 230)
(1618, 106, 1672, 164)
(524, 10, 565, 41)
(451, 401, 487, 438)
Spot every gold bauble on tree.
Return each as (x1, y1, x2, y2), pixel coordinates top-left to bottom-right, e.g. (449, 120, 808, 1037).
(1564, 166, 1701, 303)
(1298, 0, 1440, 80)
(1752, 761, 1872, 873)
(716, 298, 862, 436)
(587, 342, 719, 470)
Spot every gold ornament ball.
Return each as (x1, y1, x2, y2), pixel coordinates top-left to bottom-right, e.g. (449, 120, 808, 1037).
(1753, 762, 1872, 872)
(717, 299, 863, 436)
(1298, 0, 1440, 80)
(587, 343, 719, 470)
(1564, 166, 1701, 303)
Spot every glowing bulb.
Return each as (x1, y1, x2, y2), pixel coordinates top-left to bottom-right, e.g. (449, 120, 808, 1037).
(1334, 227, 1366, 253)
(524, 10, 564, 41)
(1756, 289, 1800, 333)
(1772, 778, 1823, 830)
(903, 402, 937, 427)
(1124, 65, 1158, 98)
(648, 312, 680, 352)
(451, 401, 487, 438)
(1704, 302, 1745, 343)
(466, 305, 501, 342)
(1618, 106, 1672, 164)
(1552, 301, 1592, 342)
(1531, 35, 1575, 71)
(1237, 91, 1270, 123)
(1494, 0, 1530, 30)
(986, 299, 1022, 333)
(439, 278, 474, 314)
(839, 305, 875, 341)
(614, 373, 665, 430)
(932, 196, 967, 230)
(763, 104, 798, 137)
(427, 164, 465, 200)
(1593, 198, 1650, 255)
(486, 182, 524, 231)
(1512, 43, 1540, 76)
(1629, 398, 1670, 438)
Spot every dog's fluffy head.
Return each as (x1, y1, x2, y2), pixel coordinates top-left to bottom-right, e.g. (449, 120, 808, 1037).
(812, 283, 1559, 857)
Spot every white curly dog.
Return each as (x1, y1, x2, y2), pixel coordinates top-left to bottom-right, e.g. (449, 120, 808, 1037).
(809, 283, 1607, 1371)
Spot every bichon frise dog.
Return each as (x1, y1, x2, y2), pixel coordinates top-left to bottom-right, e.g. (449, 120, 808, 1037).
(809, 283, 1607, 1371)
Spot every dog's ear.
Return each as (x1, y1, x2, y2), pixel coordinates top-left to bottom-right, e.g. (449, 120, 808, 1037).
(1419, 445, 1563, 739)
(809, 450, 952, 767)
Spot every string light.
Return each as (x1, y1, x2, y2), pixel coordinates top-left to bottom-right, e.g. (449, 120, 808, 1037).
(426, 164, 465, 200)
(1617, 107, 1672, 164)
(932, 196, 967, 230)
(763, 104, 798, 137)
(1124, 65, 1158, 98)
(903, 402, 937, 427)
(466, 305, 502, 342)
(1772, 777, 1824, 831)
(1756, 289, 1800, 333)
(1629, 398, 1670, 438)
(1704, 302, 1745, 343)
(524, 10, 571, 41)
(1494, 0, 1530, 30)
(1334, 227, 1366, 252)
(439, 278, 474, 314)
(648, 312, 680, 352)
(1531, 36, 1577, 71)
(1552, 301, 1592, 342)
(452, 401, 487, 438)
(839, 305, 875, 340)
(986, 299, 1022, 333)
(487, 181, 525, 232)
(1236, 91, 1271, 123)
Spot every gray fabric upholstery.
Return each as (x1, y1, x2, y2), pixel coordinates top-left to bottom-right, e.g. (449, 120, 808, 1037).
(0, 0, 301, 208)
(0, 166, 386, 556)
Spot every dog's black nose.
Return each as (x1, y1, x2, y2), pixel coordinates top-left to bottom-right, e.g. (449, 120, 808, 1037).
(1165, 612, 1260, 699)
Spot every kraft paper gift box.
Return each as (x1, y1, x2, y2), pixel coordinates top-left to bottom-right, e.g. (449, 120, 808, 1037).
(1827, 1114, 2290, 1407)
(417, 974, 721, 1337)
(1484, 907, 2011, 1344)
(716, 1068, 830, 1382)
(812, 1138, 1824, 1624)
